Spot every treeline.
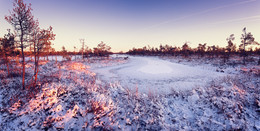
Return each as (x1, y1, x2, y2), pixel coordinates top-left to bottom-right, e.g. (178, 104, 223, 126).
(19, 40, 112, 57)
(127, 28, 260, 64)
(59, 41, 112, 61)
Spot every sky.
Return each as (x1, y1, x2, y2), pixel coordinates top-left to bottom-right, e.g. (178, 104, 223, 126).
(0, 0, 260, 52)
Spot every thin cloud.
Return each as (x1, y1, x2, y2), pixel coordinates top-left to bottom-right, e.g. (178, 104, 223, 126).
(141, 0, 257, 31)
(211, 15, 260, 25)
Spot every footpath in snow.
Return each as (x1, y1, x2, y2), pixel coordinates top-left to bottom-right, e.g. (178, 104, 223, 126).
(94, 56, 226, 94)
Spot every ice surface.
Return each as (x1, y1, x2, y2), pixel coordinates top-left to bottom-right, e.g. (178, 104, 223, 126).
(94, 56, 226, 94)
(138, 58, 173, 74)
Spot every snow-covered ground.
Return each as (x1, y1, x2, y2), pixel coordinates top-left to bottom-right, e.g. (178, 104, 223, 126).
(94, 56, 225, 94)
(0, 55, 259, 130)
(25, 55, 83, 62)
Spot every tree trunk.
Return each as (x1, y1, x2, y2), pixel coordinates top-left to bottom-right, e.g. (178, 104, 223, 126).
(243, 42, 246, 65)
(34, 51, 37, 86)
(21, 35, 26, 89)
(22, 47, 25, 89)
(35, 55, 39, 86)
(243, 32, 246, 65)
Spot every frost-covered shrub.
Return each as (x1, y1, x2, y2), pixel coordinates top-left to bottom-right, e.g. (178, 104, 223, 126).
(197, 75, 260, 130)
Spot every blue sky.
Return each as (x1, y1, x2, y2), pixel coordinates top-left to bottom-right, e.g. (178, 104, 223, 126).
(0, 0, 259, 52)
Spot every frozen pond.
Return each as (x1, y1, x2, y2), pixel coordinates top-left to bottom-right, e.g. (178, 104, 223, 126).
(94, 56, 226, 94)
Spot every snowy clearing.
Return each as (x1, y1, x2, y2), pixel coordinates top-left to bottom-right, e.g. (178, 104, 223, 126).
(94, 56, 226, 94)
(0, 55, 259, 130)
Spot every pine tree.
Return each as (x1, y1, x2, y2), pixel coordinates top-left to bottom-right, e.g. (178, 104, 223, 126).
(5, 0, 35, 89)
(225, 34, 236, 62)
(0, 29, 16, 76)
(240, 27, 255, 64)
(31, 23, 55, 86)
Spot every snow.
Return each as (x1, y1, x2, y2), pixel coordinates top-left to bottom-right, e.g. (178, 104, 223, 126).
(24, 55, 84, 62)
(0, 55, 259, 130)
(94, 56, 226, 94)
(138, 58, 173, 74)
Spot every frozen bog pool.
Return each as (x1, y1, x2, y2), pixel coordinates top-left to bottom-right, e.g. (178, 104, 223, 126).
(138, 58, 173, 74)
(94, 56, 226, 94)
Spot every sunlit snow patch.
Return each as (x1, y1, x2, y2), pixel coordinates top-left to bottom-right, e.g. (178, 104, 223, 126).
(138, 59, 173, 74)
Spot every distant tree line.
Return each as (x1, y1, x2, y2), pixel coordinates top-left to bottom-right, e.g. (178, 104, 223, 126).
(127, 28, 260, 65)
(15, 40, 112, 60)
(59, 41, 112, 61)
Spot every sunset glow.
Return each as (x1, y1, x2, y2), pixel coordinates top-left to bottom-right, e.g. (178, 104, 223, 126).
(0, 0, 259, 52)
